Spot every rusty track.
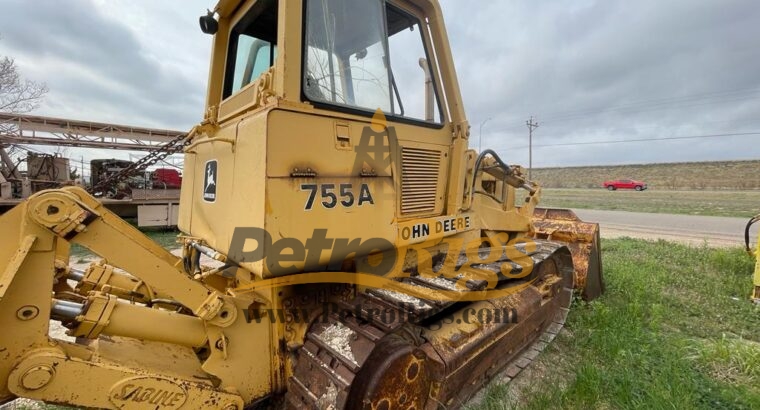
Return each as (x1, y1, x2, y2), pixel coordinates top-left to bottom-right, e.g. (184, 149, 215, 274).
(284, 240, 574, 409)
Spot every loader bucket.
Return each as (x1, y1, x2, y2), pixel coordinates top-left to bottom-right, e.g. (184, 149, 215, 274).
(532, 208, 604, 300)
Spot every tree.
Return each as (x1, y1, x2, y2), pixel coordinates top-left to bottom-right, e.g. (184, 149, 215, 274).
(0, 55, 48, 113)
(0, 46, 48, 182)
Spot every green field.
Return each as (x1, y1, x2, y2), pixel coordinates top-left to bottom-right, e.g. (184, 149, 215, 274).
(472, 238, 760, 409)
(531, 160, 760, 191)
(538, 188, 760, 218)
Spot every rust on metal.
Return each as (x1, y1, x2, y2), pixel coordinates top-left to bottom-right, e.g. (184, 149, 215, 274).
(285, 241, 579, 409)
(533, 208, 604, 300)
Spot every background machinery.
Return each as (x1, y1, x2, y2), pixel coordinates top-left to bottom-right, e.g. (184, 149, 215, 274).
(0, 151, 73, 199)
(0, 0, 603, 408)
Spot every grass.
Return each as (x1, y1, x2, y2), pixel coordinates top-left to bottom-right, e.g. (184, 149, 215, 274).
(538, 188, 760, 218)
(471, 238, 760, 410)
(531, 160, 760, 190)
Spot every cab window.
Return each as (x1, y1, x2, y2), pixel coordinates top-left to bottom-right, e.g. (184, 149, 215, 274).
(303, 0, 442, 123)
(224, 0, 278, 99)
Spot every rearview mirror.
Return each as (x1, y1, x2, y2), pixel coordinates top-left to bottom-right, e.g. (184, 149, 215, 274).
(199, 10, 219, 35)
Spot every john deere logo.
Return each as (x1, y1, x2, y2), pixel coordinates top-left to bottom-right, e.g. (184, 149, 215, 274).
(203, 160, 217, 202)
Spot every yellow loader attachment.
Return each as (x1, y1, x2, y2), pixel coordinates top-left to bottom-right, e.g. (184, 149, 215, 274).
(533, 208, 604, 301)
(745, 214, 760, 303)
(753, 258, 760, 303)
(0, 187, 253, 409)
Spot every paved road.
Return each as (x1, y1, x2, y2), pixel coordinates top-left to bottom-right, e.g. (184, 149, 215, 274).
(571, 209, 758, 248)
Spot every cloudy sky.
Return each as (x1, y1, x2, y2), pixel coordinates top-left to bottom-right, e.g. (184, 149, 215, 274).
(1, 0, 759, 169)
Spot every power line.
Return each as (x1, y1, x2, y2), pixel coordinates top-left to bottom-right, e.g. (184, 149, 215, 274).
(499, 116, 760, 136)
(543, 97, 760, 126)
(540, 87, 760, 124)
(501, 131, 760, 151)
(492, 86, 760, 131)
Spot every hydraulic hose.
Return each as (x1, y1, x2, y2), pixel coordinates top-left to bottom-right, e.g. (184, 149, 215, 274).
(745, 214, 760, 254)
(465, 150, 536, 211)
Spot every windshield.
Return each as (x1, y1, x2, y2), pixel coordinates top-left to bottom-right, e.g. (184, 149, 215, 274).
(303, 0, 441, 123)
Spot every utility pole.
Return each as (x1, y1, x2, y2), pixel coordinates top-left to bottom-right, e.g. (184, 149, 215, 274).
(478, 117, 492, 152)
(526, 116, 539, 179)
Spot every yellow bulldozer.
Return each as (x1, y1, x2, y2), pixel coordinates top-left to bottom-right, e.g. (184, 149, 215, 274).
(0, 0, 603, 408)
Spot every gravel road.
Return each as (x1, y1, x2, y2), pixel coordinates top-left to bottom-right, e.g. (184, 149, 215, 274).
(572, 209, 758, 247)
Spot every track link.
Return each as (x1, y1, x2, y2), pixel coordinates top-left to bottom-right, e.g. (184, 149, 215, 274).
(285, 240, 573, 409)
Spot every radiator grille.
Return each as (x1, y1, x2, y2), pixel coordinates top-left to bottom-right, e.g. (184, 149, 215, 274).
(401, 147, 441, 214)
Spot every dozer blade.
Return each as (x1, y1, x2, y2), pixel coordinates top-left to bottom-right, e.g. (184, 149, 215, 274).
(285, 241, 575, 409)
(533, 208, 605, 301)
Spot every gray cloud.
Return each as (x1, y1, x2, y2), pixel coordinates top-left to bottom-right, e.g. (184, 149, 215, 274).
(0, 0, 208, 129)
(442, 0, 760, 166)
(1, 0, 759, 168)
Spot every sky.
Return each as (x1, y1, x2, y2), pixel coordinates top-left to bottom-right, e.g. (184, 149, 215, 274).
(1, 0, 759, 170)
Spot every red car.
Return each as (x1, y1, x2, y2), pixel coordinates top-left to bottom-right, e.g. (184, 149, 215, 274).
(603, 179, 647, 191)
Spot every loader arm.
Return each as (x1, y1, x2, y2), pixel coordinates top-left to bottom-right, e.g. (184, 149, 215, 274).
(0, 187, 270, 409)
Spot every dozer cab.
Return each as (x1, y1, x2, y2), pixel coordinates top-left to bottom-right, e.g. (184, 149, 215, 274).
(0, 0, 603, 408)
